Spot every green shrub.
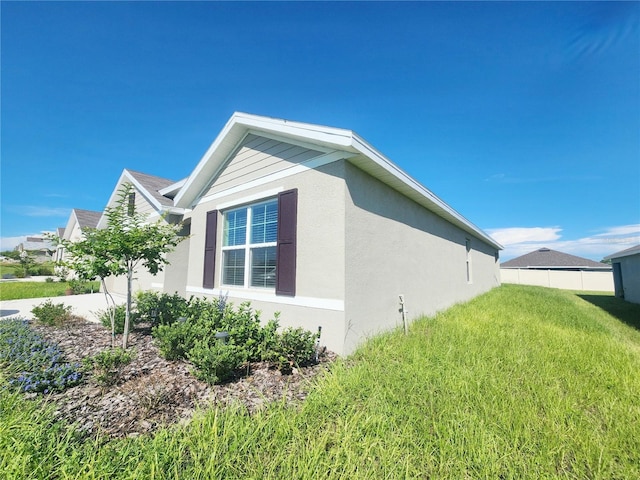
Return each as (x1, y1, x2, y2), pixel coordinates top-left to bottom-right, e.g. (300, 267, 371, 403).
(187, 341, 246, 384)
(97, 304, 127, 334)
(153, 320, 195, 360)
(68, 279, 94, 295)
(45, 277, 54, 283)
(262, 326, 318, 373)
(31, 300, 72, 326)
(83, 347, 135, 386)
(151, 296, 321, 383)
(135, 291, 190, 326)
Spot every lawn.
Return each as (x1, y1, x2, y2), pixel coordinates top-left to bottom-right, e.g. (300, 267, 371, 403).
(1, 284, 639, 479)
(0, 281, 100, 301)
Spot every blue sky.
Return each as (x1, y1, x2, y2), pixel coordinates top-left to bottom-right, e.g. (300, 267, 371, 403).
(1, 1, 638, 260)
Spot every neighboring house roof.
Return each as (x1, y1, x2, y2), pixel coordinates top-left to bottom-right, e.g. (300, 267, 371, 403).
(18, 236, 55, 252)
(173, 112, 502, 250)
(604, 244, 640, 261)
(56, 227, 65, 238)
(74, 209, 102, 229)
(97, 169, 181, 228)
(502, 248, 611, 270)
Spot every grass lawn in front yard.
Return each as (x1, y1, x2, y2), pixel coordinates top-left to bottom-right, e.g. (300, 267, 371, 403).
(0, 281, 100, 301)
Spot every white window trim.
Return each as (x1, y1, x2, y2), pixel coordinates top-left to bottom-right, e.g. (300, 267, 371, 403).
(221, 198, 278, 290)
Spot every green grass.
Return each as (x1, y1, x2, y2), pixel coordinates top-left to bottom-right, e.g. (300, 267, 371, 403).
(1, 284, 639, 479)
(0, 281, 100, 301)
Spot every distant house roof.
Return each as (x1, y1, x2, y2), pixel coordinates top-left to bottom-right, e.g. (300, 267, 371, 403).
(501, 248, 611, 270)
(73, 209, 102, 229)
(126, 170, 175, 207)
(56, 227, 65, 238)
(604, 244, 640, 261)
(18, 236, 55, 252)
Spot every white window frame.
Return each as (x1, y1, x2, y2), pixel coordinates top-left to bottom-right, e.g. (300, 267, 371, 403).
(221, 198, 278, 290)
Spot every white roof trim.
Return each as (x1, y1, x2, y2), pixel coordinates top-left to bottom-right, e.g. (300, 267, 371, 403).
(173, 112, 502, 250)
(159, 178, 188, 196)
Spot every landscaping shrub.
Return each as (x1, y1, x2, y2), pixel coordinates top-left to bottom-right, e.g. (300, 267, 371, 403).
(0, 317, 82, 393)
(97, 304, 128, 334)
(187, 341, 246, 384)
(31, 300, 72, 326)
(151, 296, 321, 383)
(68, 279, 95, 294)
(135, 291, 190, 326)
(264, 327, 318, 373)
(83, 347, 135, 387)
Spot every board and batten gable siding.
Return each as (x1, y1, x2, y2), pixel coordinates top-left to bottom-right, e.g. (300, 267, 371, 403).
(203, 134, 324, 198)
(342, 161, 499, 354)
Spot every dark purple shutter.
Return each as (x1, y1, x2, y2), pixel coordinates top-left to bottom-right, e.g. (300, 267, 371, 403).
(276, 189, 297, 296)
(203, 210, 218, 289)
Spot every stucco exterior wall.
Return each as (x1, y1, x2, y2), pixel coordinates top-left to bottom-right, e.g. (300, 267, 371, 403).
(501, 269, 614, 292)
(614, 254, 640, 304)
(184, 159, 348, 354)
(343, 161, 500, 354)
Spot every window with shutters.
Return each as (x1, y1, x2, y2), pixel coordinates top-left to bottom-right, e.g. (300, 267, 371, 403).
(221, 199, 278, 289)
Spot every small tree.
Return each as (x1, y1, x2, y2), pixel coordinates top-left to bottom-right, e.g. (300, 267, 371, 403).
(57, 184, 186, 348)
(19, 251, 35, 277)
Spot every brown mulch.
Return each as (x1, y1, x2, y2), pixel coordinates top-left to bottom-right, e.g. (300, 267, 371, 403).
(28, 318, 335, 439)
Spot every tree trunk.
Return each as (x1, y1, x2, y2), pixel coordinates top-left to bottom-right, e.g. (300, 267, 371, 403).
(122, 267, 133, 349)
(101, 277, 117, 348)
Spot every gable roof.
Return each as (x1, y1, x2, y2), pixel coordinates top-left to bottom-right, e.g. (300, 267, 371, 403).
(604, 244, 640, 261)
(502, 248, 611, 270)
(98, 169, 182, 228)
(174, 112, 502, 250)
(73, 209, 102, 229)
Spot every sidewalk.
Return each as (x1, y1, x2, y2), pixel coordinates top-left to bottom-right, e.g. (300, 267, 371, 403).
(0, 292, 126, 323)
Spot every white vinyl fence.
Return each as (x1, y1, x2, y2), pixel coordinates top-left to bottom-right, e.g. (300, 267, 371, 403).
(500, 269, 613, 292)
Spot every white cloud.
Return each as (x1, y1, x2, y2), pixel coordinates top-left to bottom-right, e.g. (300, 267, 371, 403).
(485, 227, 562, 245)
(488, 224, 640, 262)
(21, 206, 70, 217)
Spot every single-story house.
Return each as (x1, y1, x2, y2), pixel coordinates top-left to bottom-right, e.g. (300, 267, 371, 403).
(501, 247, 613, 291)
(604, 244, 640, 304)
(91, 113, 502, 355)
(15, 236, 56, 263)
(98, 169, 188, 295)
(54, 209, 103, 263)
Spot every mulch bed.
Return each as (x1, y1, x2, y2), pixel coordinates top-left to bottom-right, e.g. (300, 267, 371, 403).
(28, 318, 335, 439)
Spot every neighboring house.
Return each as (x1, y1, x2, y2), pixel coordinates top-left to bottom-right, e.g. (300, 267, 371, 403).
(99, 169, 189, 295)
(604, 245, 640, 304)
(501, 247, 613, 291)
(15, 236, 55, 263)
(54, 209, 103, 263)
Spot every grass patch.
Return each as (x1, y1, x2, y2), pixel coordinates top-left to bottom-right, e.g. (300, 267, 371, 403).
(1, 285, 639, 478)
(0, 281, 99, 301)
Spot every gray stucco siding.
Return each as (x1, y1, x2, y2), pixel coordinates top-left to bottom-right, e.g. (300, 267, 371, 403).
(182, 160, 349, 353)
(615, 254, 640, 304)
(342, 161, 499, 353)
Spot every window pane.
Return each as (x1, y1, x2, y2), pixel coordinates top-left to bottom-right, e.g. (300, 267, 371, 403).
(222, 249, 245, 286)
(250, 246, 276, 288)
(223, 209, 247, 246)
(250, 201, 278, 244)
